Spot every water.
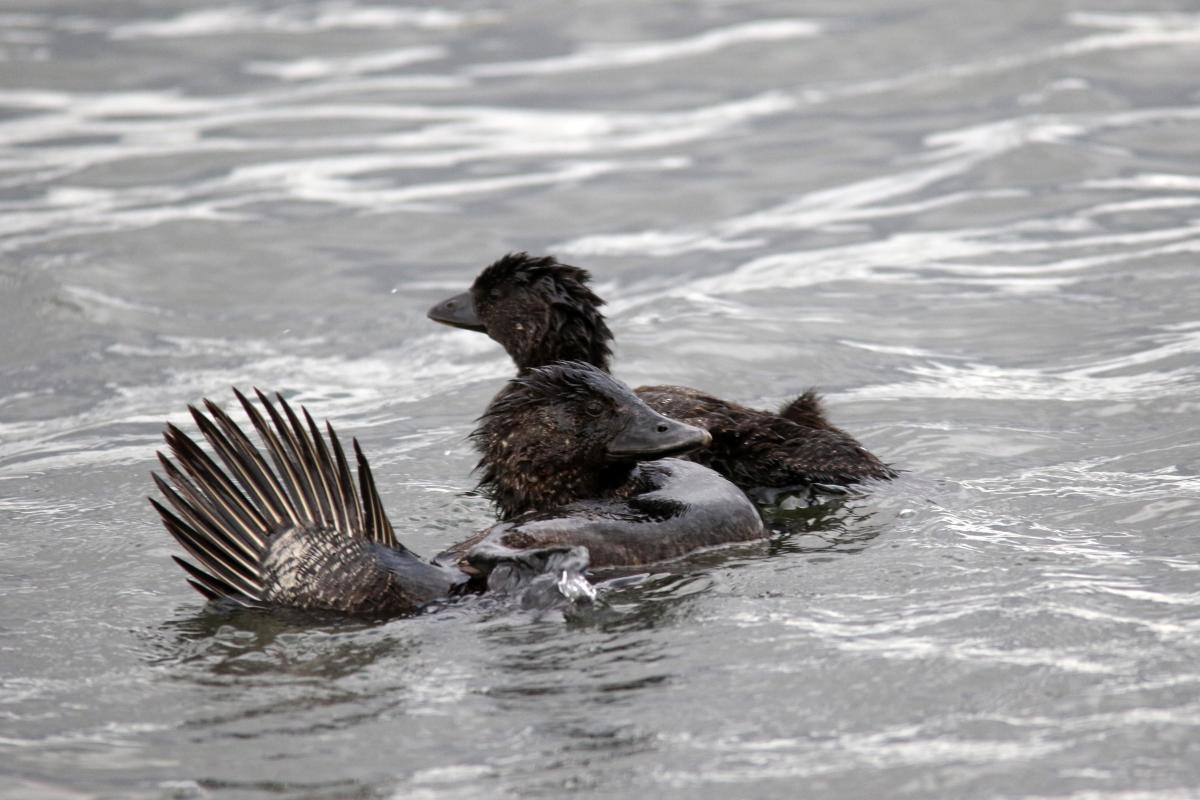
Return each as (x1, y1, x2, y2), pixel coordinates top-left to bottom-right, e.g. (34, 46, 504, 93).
(2, 1, 1200, 797)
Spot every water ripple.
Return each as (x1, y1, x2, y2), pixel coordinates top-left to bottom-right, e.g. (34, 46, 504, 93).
(467, 19, 822, 77)
(110, 3, 494, 39)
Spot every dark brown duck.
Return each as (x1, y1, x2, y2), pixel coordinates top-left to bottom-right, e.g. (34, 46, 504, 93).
(434, 361, 763, 573)
(151, 362, 763, 617)
(428, 252, 895, 491)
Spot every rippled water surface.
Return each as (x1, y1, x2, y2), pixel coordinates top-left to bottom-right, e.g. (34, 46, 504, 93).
(3, 1, 1200, 798)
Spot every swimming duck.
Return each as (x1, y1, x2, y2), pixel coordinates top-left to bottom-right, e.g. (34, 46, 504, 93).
(427, 252, 895, 491)
(151, 362, 763, 616)
(434, 361, 763, 572)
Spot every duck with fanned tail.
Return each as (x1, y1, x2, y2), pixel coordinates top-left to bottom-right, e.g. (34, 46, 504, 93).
(150, 362, 763, 616)
(428, 252, 895, 492)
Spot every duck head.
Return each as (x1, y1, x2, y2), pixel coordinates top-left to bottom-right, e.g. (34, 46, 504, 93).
(429, 252, 613, 372)
(473, 361, 710, 519)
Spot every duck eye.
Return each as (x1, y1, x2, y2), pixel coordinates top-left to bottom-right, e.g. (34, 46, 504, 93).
(584, 399, 604, 418)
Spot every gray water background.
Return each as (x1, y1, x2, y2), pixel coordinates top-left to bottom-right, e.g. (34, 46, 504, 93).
(3, 1, 1200, 798)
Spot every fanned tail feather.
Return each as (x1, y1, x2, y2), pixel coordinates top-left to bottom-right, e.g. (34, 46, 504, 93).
(150, 389, 401, 606)
(778, 390, 831, 430)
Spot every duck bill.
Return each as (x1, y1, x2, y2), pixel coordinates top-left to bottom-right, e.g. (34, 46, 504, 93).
(427, 291, 486, 332)
(607, 408, 712, 460)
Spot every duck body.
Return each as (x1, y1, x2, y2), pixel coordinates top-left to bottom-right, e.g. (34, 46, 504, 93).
(438, 458, 762, 573)
(428, 252, 895, 492)
(153, 363, 764, 617)
(443, 361, 766, 586)
(635, 385, 892, 487)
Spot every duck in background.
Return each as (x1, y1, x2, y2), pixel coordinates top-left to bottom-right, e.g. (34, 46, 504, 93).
(428, 253, 895, 493)
(150, 362, 763, 617)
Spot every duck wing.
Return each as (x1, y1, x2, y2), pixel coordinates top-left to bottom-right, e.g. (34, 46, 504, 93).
(151, 389, 457, 615)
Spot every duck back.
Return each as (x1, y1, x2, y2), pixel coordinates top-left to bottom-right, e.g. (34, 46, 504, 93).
(636, 385, 895, 488)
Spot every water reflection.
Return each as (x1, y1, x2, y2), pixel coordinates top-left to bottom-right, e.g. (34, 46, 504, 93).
(145, 606, 422, 681)
(760, 491, 888, 557)
(199, 776, 379, 800)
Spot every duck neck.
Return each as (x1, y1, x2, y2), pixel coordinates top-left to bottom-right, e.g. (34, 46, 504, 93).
(475, 405, 634, 519)
(508, 304, 614, 374)
(488, 459, 635, 520)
